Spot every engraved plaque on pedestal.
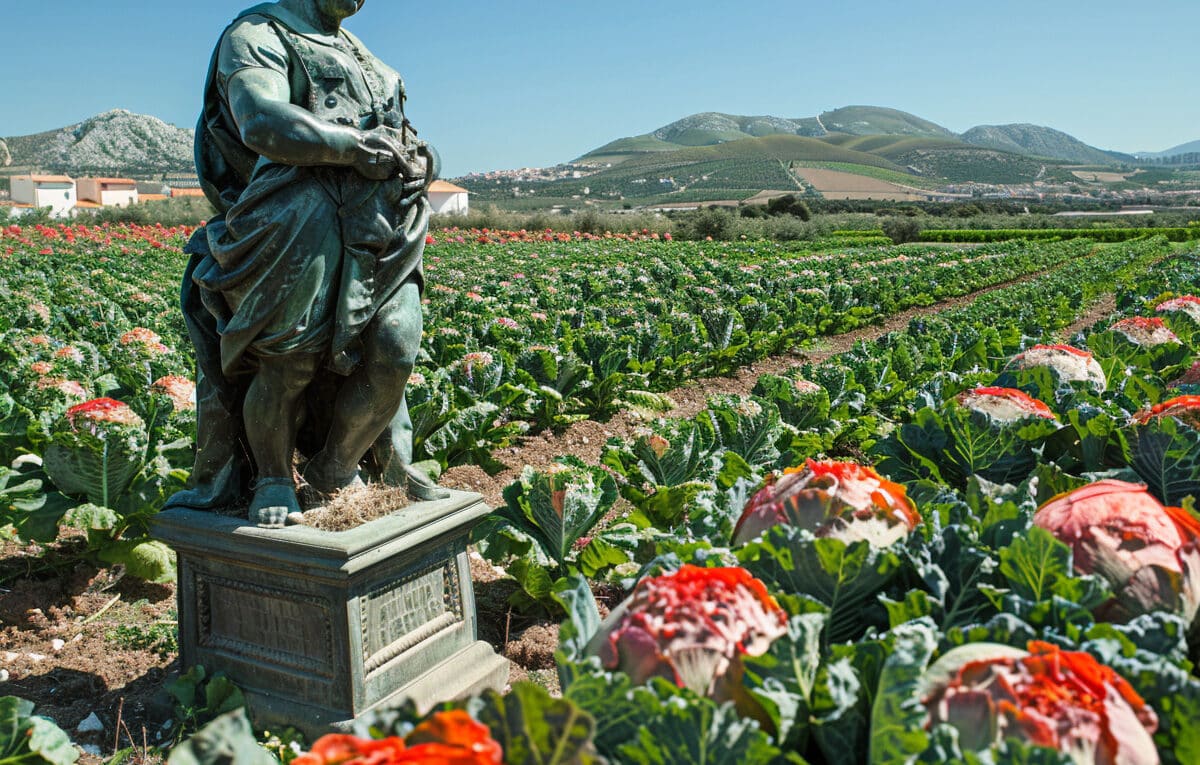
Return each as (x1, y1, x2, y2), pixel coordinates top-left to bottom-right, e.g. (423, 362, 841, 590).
(153, 490, 509, 737)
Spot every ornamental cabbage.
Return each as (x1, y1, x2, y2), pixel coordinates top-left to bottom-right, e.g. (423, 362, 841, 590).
(146, 375, 198, 444)
(1089, 317, 1187, 372)
(1108, 317, 1180, 347)
(588, 565, 787, 707)
(1155, 295, 1200, 324)
(149, 375, 196, 412)
(1154, 295, 1200, 344)
(42, 398, 148, 507)
(1135, 395, 1200, 429)
(1005, 344, 1107, 392)
(922, 641, 1159, 764)
(293, 710, 502, 765)
(732, 459, 919, 547)
(1128, 395, 1200, 505)
(1034, 480, 1200, 626)
(955, 386, 1057, 422)
(873, 386, 1060, 487)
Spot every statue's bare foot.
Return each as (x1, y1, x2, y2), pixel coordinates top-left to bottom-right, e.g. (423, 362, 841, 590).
(304, 453, 366, 494)
(404, 463, 450, 501)
(250, 477, 300, 528)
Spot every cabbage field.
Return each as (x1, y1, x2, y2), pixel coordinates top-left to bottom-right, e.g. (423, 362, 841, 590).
(3, 222, 1200, 764)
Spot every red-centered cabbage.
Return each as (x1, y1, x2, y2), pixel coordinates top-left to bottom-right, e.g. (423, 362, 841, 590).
(590, 565, 787, 704)
(1134, 395, 1200, 429)
(955, 386, 1057, 423)
(293, 711, 502, 765)
(1005, 344, 1107, 392)
(922, 641, 1159, 764)
(1034, 480, 1200, 625)
(732, 459, 920, 547)
(1155, 295, 1200, 323)
(1108, 317, 1180, 347)
(150, 375, 197, 412)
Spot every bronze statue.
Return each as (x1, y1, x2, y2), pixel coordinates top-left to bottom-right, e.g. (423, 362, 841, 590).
(169, 0, 446, 526)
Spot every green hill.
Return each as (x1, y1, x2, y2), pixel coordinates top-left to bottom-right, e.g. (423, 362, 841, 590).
(576, 105, 1133, 174)
(472, 105, 1200, 207)
(818, 106, 956, 138)
(469, 131, 1053, 204)
(581, 111, 828, 161)
(961, 124, 1134, 165)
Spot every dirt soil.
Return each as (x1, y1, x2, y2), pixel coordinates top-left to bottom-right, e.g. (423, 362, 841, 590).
(0, 274, 1118, 759)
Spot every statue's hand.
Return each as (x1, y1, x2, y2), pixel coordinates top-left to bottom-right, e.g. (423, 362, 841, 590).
(353, 131, 408, 181)
(397, 150, 428, 184)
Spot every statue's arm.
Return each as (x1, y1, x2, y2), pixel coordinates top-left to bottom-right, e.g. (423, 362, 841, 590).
(226, 68, 401, 180)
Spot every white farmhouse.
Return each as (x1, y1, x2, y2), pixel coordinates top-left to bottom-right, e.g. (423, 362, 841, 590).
(427, 180, 469, 215)
(9, 174, 77, 218)
(77, 177, 139, 207)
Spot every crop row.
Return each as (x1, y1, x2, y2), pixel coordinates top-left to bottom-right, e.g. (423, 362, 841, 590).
(3, 223, 1199, 763)
(409, 238, 1105, 466)
(471, 237, 1200, 763)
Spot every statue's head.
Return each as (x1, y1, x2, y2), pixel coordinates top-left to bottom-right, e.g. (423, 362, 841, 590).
(313, 0, 365, 22)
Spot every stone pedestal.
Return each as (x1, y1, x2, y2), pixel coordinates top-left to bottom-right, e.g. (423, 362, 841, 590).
(152, 490, 509, 738)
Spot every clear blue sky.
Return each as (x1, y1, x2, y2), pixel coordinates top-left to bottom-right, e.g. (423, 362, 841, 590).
(3, 1, 1197, 177)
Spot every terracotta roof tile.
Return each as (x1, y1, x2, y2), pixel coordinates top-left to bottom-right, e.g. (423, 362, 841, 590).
(80, 177, 137, 186)
(428, 180, 469, 193)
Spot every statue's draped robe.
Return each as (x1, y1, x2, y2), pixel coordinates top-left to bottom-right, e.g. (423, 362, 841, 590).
(171, 2, 428, 509)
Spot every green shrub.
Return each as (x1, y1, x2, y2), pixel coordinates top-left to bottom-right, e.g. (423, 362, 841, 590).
(684, 207, 736, 240)
(882, 216, 923, 244)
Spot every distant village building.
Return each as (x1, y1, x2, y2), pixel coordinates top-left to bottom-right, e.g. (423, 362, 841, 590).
(137, 180, 171, 196)
(163, 172, 202, 189)
(77, 177, 138, 207)
(9, 174, 77, 218)
(169, 187, 207, 199)
(427, 180, 469, 215)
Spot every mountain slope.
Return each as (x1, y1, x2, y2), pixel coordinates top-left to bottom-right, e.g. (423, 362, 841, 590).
(1140, 139, 1200, 158)
(579, 106, 1132, 173)
(580, 106, 952, 163)
(0, 139, 10, 167)
(470, 130, 1058, 205)
(818, 106, 955, 138)
(961, 124, 1131, 165)
(583, 112, 827, 161)
(3, 110, 194, 175)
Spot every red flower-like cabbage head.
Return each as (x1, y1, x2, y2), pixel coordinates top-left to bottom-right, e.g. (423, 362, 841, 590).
(922, 641, 1159, 764)
(1005, 344, 1107, 391)
(66, 397, 144, 429)
(589, 565, 786, 705)
(732, 459, 920, 547)
(1035, 480, 1200, 625)
(1109, 316, 1180, 347)
(956, 386, 1057, 423)
(293, 711, 502, 765)
(1155, 295, 1200, 323)
(1134, 395, 1200, 429)
(150, 375, 196, 412)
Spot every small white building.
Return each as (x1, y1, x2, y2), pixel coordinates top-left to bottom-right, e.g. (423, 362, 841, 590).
(10, 174, 77, 218)
(427, 180, 469, 215)
(77, 177, 138, 207)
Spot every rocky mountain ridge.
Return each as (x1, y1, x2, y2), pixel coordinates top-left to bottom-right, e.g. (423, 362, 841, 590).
(3, 110, 194, 176)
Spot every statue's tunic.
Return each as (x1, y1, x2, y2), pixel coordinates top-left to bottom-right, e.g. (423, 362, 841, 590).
(191, 2, 427, 387)
(171, 2, 429, 509)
